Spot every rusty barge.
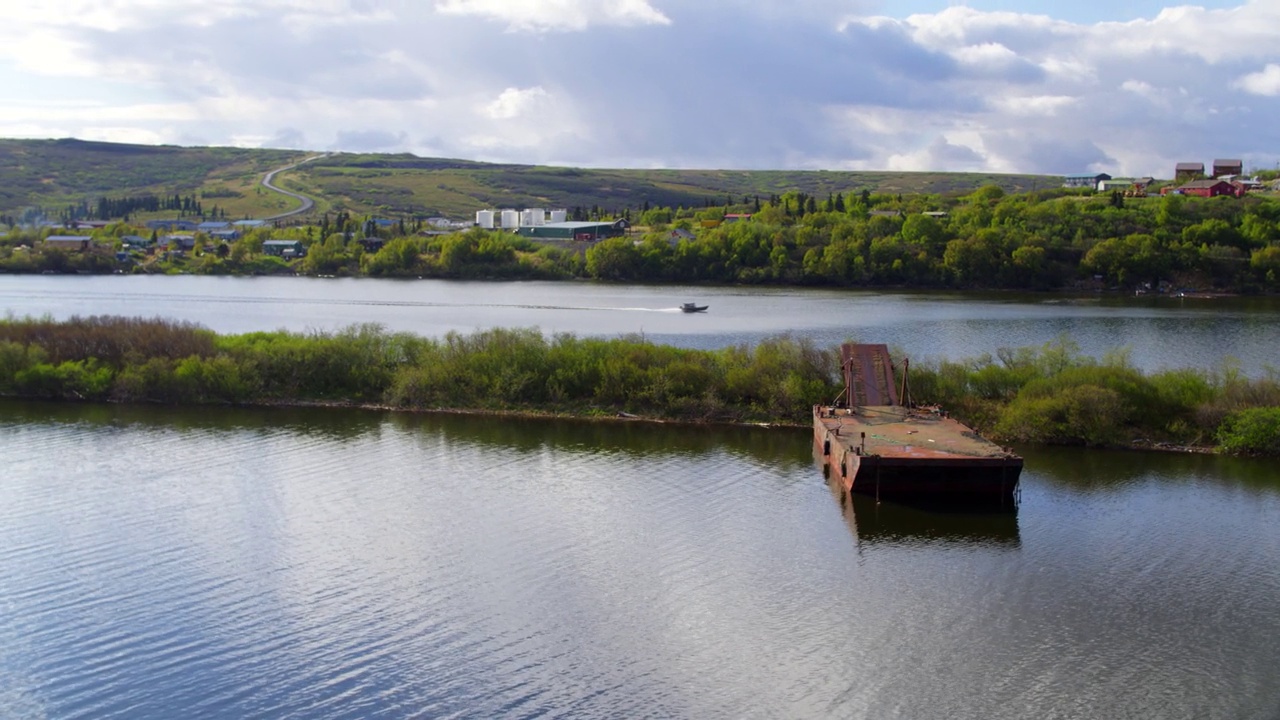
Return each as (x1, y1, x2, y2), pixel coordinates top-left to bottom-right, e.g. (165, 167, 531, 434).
(815, 343, 1023, 506)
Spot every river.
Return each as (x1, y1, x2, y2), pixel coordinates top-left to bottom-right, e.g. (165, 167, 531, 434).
(2, 276, 1279, 717)
(1, 400, 1277, 719)
(1, 275, 1278, 374)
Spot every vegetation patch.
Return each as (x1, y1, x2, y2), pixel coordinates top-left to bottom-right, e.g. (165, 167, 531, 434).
(1, 317, 1277, 455)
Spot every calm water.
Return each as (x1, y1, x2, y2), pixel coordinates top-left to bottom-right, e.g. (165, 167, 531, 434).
(1, 400, 1278, 719)
(1, 275, 1278, 374)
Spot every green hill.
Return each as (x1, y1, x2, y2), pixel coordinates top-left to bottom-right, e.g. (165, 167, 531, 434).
(1, 138, 1056, 221)
(0, 138, 307, 217)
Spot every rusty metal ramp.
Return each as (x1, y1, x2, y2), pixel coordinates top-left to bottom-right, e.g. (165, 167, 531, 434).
(841, 343, 899, 408)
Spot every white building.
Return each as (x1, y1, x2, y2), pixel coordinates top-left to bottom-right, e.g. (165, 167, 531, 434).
(500, 210, 520, 229)
(475, 210, 495, 229)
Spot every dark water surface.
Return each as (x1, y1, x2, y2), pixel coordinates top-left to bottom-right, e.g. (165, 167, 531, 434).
(2, 275, 1278, 374)
(2, 401, 1277, 719)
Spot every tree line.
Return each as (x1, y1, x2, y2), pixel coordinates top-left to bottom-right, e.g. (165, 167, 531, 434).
(4, 184, 1280, 293)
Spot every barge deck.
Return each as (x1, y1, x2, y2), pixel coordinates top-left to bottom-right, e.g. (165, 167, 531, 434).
(815, 344, 1022, 505)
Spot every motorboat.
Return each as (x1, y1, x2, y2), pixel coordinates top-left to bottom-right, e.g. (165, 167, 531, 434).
(680, 302, 708, 313)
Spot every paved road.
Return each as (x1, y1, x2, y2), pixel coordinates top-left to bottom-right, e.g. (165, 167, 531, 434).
(260, 153, 328, 221)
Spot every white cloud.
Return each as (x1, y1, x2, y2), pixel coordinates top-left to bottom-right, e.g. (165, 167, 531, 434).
(990, 94, 1077, 116)
(483, 87, 550, 120)
(434, 0, 671, 32)
(1234, 63, 1280, 96)
(0, 1, 1277, 179)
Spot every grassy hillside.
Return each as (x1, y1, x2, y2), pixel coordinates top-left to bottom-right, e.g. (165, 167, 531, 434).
(291, 153, 1053, 218)
(0, 139, 307, 217)
(1, 138, 1054, 221)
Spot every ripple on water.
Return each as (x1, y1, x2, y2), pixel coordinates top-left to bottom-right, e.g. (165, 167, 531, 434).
(1, 408, 1279, 719)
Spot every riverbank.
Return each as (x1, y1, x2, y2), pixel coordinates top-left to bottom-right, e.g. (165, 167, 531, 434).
(1, 315, 1277, 456)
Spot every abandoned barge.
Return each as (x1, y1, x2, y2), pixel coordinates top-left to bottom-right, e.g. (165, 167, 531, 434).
(815, 343, 1023, 506)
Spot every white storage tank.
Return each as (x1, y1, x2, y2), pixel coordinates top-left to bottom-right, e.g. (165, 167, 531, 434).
(475, 210, 495, 229)
(548, 209, 568, 223)
(500, 209, 519, 229)
(521, 208, 546, 226)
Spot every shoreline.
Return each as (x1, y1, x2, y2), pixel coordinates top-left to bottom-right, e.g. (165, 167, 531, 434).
(10, 393, 1227, 457)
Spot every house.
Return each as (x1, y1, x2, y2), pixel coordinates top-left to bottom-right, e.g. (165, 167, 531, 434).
(71, 220, 110, 230)
(1098, 179, 1132, 192)
(1212, 159, 1243, 178)
(44, 235, 91, 251)
(1175, 162, 1205, 182)
(1064, 173, 1110, 188)
(120, 235, 154, 250)
(517, 220, 629, 241)
(921, 211, 948, 218)
(209, 229, 240, 242)
(146, 219, 197, 231)
(1169, 179, 1239, 198)
(233, 219, 267, 229)
(263, 239, 305, 258)
(723, 213, 752, 223)
(164, 234, 197, 250)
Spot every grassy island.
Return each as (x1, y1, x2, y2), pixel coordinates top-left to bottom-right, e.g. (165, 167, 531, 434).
(1, 316, 1277, 456)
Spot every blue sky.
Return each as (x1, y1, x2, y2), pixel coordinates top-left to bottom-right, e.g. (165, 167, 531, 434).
(2, 1, 1279, 178)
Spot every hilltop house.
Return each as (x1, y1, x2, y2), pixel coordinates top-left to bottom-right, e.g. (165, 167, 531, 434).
(1175, 162, 1205, 181)
(1212, 159, 1243, 178)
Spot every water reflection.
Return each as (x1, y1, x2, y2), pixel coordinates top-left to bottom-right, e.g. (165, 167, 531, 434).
(823, 472, 1021, 549)
(0, 399, 814, 468)
(1024, 444, 1280, 495)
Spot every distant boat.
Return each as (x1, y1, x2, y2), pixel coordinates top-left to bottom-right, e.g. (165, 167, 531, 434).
(680, 302, 708, 313)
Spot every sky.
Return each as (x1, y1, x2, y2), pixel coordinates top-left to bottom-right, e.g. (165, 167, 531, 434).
(2, 0, 1279, 178)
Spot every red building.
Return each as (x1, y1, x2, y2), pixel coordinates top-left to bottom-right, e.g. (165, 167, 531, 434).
(1172, 179, 1240, 198)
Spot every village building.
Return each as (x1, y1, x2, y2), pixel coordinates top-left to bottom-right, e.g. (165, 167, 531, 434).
(1175, 162, 1205, 182)
(146, 219, 198, 231)
(1163, 179, 1241, 198)
(263, 240, 305, 258)
(1212, 159, 1243, 178)
(44, 235, 91, 251)
(197, 221, 232, 234)
(163, 234, 197, 250)
(1063, 173, 1110, 188)
(517, 220, 629, 241)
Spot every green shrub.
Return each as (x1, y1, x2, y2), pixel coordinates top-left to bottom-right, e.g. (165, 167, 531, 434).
(996, 384, 1126, 446)
(1217, 407, 1280, 455)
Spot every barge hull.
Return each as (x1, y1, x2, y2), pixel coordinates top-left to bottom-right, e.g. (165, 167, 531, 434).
(815, 405, 1023, 505)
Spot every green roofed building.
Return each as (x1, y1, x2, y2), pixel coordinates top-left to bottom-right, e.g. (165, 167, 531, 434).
(263, 239, 305, 258)
(517, 220, 629, 241)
